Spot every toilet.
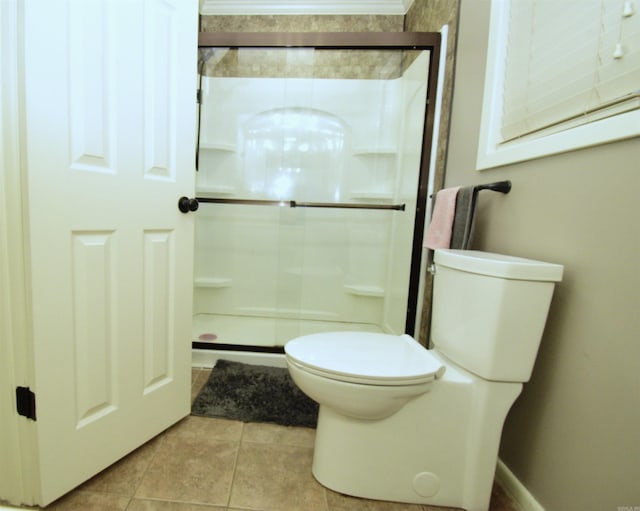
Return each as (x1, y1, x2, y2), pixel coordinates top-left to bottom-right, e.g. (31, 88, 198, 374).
(284, 249, 563, 511)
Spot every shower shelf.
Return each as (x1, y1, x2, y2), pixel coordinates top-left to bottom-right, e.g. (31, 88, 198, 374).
(199, 142, 236, 152)
(194, 277, 232, 288)
(344, 284, 385, 297)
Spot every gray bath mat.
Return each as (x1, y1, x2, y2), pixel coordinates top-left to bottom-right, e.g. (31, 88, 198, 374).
(191, 360, 319, 428)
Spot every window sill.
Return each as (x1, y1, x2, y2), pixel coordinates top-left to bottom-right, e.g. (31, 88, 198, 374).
(476, 108, 640, 170)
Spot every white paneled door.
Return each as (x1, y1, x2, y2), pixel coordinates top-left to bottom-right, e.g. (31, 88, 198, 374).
(22, 0, 196, 504)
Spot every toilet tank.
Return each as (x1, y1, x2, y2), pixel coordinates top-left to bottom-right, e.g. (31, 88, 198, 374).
(430, 249, 563, 382)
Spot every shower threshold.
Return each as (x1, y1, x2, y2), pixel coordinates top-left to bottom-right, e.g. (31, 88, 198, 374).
(192, 313, 383, 350)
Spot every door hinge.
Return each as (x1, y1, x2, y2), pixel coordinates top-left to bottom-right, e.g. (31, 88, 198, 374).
(16, 386, 37, 421)
(196, 89, 202, 104)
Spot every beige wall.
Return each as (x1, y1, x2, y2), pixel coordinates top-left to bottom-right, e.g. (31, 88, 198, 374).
(446, 1, 640, 509)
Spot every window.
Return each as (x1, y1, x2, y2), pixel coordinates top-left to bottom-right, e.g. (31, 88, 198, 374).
(477, 0, 640, 170)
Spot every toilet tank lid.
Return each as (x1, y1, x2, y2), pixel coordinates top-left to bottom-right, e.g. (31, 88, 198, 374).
(434, 249, 564, 282)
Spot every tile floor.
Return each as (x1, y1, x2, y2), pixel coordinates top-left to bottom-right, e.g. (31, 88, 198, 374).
(12, 368, 519, 511)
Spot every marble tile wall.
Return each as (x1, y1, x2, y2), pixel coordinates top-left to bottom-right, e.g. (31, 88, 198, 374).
(200, 14, 404, 33)
(199, 15, 404, 79)
(200, 48, 404, 79)
(405, 0, 460, 345)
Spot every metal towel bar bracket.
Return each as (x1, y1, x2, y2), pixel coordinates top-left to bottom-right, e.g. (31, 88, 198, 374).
(473, 180, 511, 194)
(469, 180, 511, 213)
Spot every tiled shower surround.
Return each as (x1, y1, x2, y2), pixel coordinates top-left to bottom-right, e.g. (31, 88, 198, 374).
(200, 14, 404, 33)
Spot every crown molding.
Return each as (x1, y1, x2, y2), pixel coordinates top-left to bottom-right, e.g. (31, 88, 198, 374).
(199, 0, 414, 16)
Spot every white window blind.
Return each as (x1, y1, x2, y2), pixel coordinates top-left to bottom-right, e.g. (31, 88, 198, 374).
(501, 0, 640, 142)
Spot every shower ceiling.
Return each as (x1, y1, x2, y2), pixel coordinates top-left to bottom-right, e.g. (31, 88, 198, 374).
(199, 0, 415, 15)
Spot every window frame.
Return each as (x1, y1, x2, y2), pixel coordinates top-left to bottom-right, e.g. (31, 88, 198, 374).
(476, 0, 640, 171)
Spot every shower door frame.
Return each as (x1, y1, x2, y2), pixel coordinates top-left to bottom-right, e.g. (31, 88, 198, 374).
(197, 31, 441, 337)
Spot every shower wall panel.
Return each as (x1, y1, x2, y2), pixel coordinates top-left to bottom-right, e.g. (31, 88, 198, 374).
(194, 74, 416, 339)
(193, 207, 387, 326)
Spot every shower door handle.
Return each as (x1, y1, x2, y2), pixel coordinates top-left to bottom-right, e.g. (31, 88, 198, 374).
(178, 196, 199, 213)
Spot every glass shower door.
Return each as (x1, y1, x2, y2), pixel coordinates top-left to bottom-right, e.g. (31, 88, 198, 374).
(193, 45, 432, 349)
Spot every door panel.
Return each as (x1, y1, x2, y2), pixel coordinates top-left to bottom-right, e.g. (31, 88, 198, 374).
(22, 0, 196, 504)
(142, 229, 175, 392)
(71, 230, 117, 428)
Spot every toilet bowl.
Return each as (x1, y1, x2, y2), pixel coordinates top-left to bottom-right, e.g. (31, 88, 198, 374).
(286, 332, 445, 420)
(285, 249, 563, 511)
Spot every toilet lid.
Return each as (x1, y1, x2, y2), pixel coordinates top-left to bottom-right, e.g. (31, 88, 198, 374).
(285, 332, 445, 385)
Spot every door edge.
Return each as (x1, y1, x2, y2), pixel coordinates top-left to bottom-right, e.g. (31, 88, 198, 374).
(0, 0, 42, 505)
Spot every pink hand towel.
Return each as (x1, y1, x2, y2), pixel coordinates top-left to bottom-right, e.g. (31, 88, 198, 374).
(424, 186, 461, 249)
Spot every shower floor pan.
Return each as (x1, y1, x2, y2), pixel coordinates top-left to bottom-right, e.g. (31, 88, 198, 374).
(192, 312, 383, 349)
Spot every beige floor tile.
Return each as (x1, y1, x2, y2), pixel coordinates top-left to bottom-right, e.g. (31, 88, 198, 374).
(135, 427, 238, 506)
(191, 368, 211, 402)
(127, 499, 226, 510)
(488, 483, 518, 511)
(1, 367, 517, 511)
(165, 415, 244, 443)
(326, 488, 429, 511)
(45, 490, 130, 510)
(79, 437, 160, 496)
(229, 442, 327, 511)
(328, 490, 508, 511)
(242, 421, 316, 448)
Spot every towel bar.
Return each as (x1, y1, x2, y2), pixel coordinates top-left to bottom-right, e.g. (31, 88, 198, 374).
(425, 180, 512, 250)
(429, 180, 511, 199)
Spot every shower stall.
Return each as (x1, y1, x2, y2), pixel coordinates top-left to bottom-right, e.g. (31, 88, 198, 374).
(192, 32, 440, 354)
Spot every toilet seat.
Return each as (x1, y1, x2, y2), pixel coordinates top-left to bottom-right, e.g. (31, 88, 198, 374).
(285, 332, 445, 386)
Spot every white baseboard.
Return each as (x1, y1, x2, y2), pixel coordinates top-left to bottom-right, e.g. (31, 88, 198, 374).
(495, 458, 545, 511)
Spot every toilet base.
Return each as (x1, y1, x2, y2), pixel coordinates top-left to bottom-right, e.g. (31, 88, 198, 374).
(310, 369, 522, 511)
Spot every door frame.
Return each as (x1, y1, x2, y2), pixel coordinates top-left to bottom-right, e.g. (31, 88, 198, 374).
(197, 31, 441, 336)
(0, 0, 40, 505)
